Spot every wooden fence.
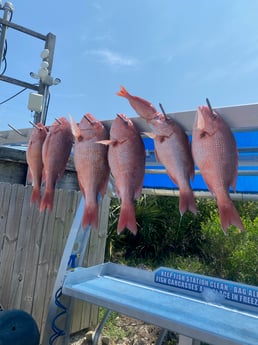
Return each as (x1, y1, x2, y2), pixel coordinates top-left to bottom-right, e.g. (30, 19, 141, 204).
(0, 182, 109, 336)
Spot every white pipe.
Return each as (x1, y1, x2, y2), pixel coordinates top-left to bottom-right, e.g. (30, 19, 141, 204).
(142, 188, 258, 201)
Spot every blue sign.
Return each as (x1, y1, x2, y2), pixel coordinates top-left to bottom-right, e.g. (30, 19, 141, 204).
(155, 267, 258, 310)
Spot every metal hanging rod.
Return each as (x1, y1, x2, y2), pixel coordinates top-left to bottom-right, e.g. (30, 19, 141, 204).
(0, 18, 47, 40)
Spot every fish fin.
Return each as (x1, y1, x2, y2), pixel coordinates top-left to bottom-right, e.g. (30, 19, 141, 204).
(27, 168, 32, 184)
(190, 168, 195, 182)
(40, 189, 55, 212)
(118, 138, 129, 144)
(97, 139, 127, 146)
(116, 85, 128, 97)
(189, 154, 195, 181)
(143, 132, 168, 143)
(230, 152, 238, 192)
(217, 200, 244, 233)
(41, 168, 46, 185)
(117, 202, 137, 235)
(134, 186, 143, 200)
(154, 149, 160, 162)
(179, 189, 197, 216)
(82, 203, 99, 230)
(96, 139, 114, 146)
(30, 187, 41, 206)
(117, 138, 129, 145)
(143, 131, 156, 139)
(99, 174, 111, 197)
(70, 115, 83, 141)
(78, 181, 86, 197)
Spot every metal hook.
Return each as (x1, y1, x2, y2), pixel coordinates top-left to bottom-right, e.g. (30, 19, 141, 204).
(55, 118, 62, 125)
(84, 114, 96, 125)
(206, 98, 213, 114)
(116, 113, 128, 124)
(29, 120, 42, 130)
(206, 98, 217, 119)
(8, 124, 26, 137)
(159, 103, 168, 120)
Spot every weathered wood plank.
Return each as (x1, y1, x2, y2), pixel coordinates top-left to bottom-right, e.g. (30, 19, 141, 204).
(0, 183, 10, 244)
(40, 189, 83, 336)
(8, 184, 34, 308)
(0, 183, 107, 336)
(0, 184, 24, 308)
(20, 187, 45, 313)
(32, 195, 57, 333)
(69, 194, 110, 332)
(0, 183, 13, 308)
(40, 188, 63, 335)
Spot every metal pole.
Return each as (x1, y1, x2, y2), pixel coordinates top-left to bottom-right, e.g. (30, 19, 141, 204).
(34, 32, 56, 124)
(92, 309, 112, 345)
(0, 17, 47, 40)
(0, 1, 13, 72)
(0, 74, 39, 90)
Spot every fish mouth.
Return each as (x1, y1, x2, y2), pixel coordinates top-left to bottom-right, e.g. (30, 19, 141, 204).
(84, 113, 97, 125)
(196, 106, 206, 130)
(117, 113, 131, 125)
(196, 102, 217, 130)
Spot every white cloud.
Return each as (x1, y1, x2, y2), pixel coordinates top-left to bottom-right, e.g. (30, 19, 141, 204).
(85, 49, 139, 67)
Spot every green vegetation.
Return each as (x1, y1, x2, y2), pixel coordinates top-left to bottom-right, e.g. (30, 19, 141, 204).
(106, 195, 258, 285)
(98, 308, 128, 340)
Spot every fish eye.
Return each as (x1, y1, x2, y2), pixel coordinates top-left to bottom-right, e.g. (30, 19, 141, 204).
(211, 111, 217, 120)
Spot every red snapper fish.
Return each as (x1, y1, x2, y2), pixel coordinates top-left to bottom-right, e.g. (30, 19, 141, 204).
(117, 85, 159, 120)
(145, 114, 197, 216)
(26, 122, 48, 205)
(192, 102, 244, 233)
(100, 114, 145, 234)
(70, 113, 110, 229)
(40, 117, 73, 212)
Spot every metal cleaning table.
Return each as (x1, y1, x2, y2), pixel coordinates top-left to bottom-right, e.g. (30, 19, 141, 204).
(63, 262, 258, 345)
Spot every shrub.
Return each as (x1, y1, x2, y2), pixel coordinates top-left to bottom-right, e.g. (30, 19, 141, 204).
(200, 203, 258, 285)
(106, 195, 258, 286)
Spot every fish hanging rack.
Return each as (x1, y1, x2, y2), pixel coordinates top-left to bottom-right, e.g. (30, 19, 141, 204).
(1, 102, 258, 143)
(0, 102, 258, 183)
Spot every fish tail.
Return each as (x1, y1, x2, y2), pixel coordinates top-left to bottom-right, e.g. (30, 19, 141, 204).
(117, 202, 137, 235)
(30, 187, 41, 206)
(179, 189, 197, 216)
(116, 85, 128, 97)
(27, 168, 32, 184)
(82, 204, 99, 230)
(40, 189, 55, 212)
(217, 200, 244, 233)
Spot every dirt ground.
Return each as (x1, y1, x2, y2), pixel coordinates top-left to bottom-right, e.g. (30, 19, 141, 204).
(69, 314, 177, 345)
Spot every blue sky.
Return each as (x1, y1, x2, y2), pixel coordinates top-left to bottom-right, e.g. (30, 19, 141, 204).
(1, 0, 258, 130)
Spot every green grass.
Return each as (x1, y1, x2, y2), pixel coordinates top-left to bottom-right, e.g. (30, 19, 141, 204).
(98, 308, 129, 341)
